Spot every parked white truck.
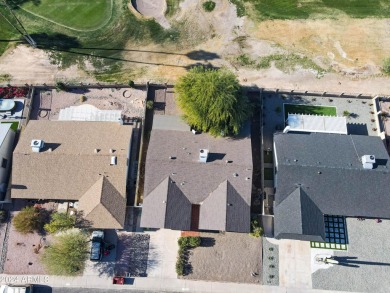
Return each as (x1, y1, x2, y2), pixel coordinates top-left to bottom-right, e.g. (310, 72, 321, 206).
(0, 284, 33, 293)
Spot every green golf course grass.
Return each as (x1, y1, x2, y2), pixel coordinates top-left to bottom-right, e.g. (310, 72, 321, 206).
(284, 104, 337, 120)
(20, 0, 112, 30)
(234, 0, 390, 19)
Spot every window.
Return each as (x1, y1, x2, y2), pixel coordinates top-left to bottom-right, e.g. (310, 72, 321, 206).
(1, 158, 7, 169)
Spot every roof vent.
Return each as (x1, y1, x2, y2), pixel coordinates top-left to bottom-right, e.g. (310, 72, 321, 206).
(94, 149, 100, 154)
(109, 149, 115, 154)
(225, 160, 233, 164)
(110, 156, 117, 165)
(199, 149, 209, 163)
(169, 156, 176, 160)
(245, 177, 250, 180)
(233, 173, 238, 177)
(31, 140, 44, 153)
(362, 155, 375, 169)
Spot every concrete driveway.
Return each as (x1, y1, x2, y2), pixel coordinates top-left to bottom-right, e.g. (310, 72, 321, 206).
(277, 239, 312, 289)
(145, 229, 180, 279)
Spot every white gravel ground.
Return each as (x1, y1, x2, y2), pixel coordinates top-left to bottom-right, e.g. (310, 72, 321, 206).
(312, 218, 390, 292)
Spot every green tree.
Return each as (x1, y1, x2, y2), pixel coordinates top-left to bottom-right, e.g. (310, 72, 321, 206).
(13, 206, 43, 234)
(383, 57, 390, 74)
(42, 229, 89, 276)
(249, 219, 263, 238)
(203, 1, 216, 12)
(44, 212, 76, 234)
(176, 66, 251, 136)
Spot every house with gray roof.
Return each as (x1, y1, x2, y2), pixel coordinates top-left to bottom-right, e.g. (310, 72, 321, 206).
(273, 132, 390, 241)
(140, 115, 252, 232)
(11, 120, 133, 229)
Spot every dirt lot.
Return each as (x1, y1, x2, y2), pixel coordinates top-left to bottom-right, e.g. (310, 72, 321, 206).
(30, 87, 146, 120)
(0, 1, 389, 96)
(182, 232, 262, 283)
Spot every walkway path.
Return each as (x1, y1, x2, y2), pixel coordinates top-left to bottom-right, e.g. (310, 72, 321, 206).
(0, 273, 355, 293)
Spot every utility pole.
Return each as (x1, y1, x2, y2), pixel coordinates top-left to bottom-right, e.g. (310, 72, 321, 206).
(0, 0, 36, 47)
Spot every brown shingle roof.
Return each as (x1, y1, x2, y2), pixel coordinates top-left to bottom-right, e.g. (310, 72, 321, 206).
(11, 121, 133, 201)
(78, 176, 126, 229)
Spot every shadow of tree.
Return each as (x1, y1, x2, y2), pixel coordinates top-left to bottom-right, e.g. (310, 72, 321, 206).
(114, 233, 155, 277)
(186, 50, 220, 61)
(5, 0, 41, 8)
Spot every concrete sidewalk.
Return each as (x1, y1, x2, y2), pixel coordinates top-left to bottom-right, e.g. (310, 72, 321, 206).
(0, 274, 356, 293)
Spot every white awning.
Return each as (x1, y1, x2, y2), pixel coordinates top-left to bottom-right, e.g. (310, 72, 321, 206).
(287, 114, 347, 134)
(59, 104, 122, 122)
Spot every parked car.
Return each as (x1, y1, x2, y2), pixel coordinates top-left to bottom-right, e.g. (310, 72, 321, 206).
(0, 284, 33, 293)
(90, 230, 104, 261)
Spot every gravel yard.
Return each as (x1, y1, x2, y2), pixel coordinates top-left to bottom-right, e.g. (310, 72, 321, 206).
(182, 232, 262, 283)
(30, 87, 146, 120)
(115, 233, 150, 277)
(4, 216, 51, 274)
(312, 218, 390, 292)
(262, 93, 378, 150)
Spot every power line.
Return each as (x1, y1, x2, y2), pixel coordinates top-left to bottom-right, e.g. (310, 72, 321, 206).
(0, 0, 36, 47)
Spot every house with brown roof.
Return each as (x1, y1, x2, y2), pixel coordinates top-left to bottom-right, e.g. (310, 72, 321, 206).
(140, 115, 252, 232)
(11, 120, 134, 229)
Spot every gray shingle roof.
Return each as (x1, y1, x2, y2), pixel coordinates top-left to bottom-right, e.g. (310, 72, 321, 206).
(274, 132, 390, 240)
(141, 116, 252, 232)
(274, 187, 325, 241)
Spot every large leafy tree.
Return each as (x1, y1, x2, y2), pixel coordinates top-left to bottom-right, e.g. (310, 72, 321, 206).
(44, 212, 76, 234)
(42, 229, 89, 276)
(176, 66, 251, 136)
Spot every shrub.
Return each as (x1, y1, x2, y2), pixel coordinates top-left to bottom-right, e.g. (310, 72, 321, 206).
(249, 219, 263, 238)
(128, 80, 135, 87)
(176, 236, 201, 276)
(42, 229, 89, 276)
(176, 255, 185, 276)
(80, 95, 87, 102)
(44, 212, 76, 234)
(0, 87, 28, 98)
(178, 236, 201, 248)
(0, 210, 8, 223)
(343, 110, 350, 117)
(13, 206, 43, 234)
(203, 1, 216, 12)
(382, 57, 390, 74)
(55, 82, 67, 92)
(146, 100, 154, 110)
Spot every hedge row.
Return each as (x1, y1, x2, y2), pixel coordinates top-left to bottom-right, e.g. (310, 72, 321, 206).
(175, 236, 201, 276)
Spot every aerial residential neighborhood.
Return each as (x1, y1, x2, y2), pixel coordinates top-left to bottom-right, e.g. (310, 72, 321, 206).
(0, 1, 389, 293)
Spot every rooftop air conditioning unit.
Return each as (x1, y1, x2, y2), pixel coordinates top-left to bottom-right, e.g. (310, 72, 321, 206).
(362, 155, 375, 169)
(31, 140, 44, 153)
(199, 149, 209, 163)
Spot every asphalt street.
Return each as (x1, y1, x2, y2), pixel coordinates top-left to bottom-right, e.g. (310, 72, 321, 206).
(34, 286, 176, 293)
